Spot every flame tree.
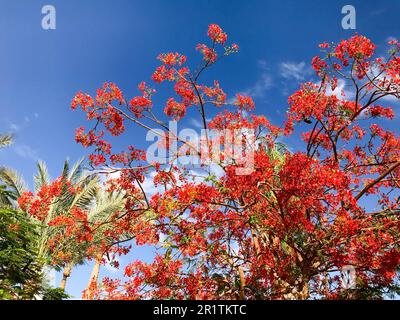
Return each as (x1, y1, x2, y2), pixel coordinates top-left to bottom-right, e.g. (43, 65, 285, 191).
(47, 25, 400, 299)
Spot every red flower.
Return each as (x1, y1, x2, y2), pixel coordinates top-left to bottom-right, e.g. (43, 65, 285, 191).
(129, 96, 152, 118)
(157, 52, 186, 66)
(164, 97, 186, 120)
(196, 44, 218, 63)
(235, 94, 255, 111)
(207, 24, 227, 45)
(89, 153, 106, 166)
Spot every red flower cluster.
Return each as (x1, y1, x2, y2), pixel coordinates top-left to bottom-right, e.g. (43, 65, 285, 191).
(207, 24, 228, 45)
(366, 105, 395, 119)
(202, 80, 226, 106)
(235, 94, 255, 111)
(153, 170, 176, 186)
(196, 43, 218, 63)
(335, 34, 376, 65)
(111, 147, 146, 167)
(164, 97, 187, 120)
(129, 96, 152, 118)
(18, 177, 66, 221)
(157, 52, 186, 66)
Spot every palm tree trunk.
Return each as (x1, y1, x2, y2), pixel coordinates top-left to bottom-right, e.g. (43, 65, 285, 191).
(83, 254, 102, 299)
(284, 282, 309, 300)
(238, 266, 246, 299)
(59, 262, 73, 291)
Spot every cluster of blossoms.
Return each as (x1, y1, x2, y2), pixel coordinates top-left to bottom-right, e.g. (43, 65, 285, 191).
(70, 24, 240, 169)
(201, 80, 226, 106)
(128, 82, 154, 119)
(18, 177, 67, 221)
(164, 98, 187, 120)
(16, 177, 97, 267)
(65, 25, 400, 300)
(207, 24, 228, 45)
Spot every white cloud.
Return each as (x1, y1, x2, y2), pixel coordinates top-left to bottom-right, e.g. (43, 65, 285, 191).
(323, 79, 355, 99)
(279, 61, 312, 81)
(5, 113, 39, 133)
(241, 60, 273, 98)
(13, 144, 39, 160)
(243, 74, 273, 98)
(9, 123, 20, 132)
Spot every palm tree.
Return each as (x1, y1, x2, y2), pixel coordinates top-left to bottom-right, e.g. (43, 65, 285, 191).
(30, 159, 100, 291)
(0, 133, 113, 296)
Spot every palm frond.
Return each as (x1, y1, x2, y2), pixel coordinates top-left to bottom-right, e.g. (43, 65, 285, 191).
(0, 133, 13, 149)
(68, 157, 86, 183)
(274, 141, 289, 154)
(61, 159, 70, 180)
(0, 166, 28, 198)
(88, 189, 125, 223)
(34, 161, 51, 193)
(69, 176, 99, 210)
(0, 184, 14, 207)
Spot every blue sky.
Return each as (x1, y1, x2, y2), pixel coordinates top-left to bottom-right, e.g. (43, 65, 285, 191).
(1, 0, 399, 298)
